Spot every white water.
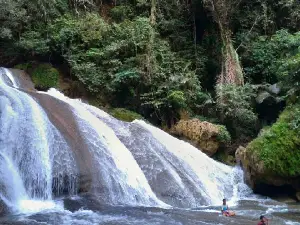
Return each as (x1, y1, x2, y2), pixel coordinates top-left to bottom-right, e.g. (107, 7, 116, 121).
(44, 88, 167, 207)
(81, 101, 254, 207)
(0, 68, 256, 216)
(3, 68, 18, 87)
(135, 120, 254, 206)
(0, 68, 78, 213)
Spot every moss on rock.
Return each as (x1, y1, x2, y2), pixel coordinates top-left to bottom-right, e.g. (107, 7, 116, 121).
(14, 63, 32, 71)
(110, 108, 143, 122)
(247, 104, 300, 177)
(31, 64, 59, 90)
(171, 118, 231, 156)
(214, 150, 236, 166)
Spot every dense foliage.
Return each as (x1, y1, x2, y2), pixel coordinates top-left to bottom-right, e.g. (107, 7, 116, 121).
(247, 105, 300, 177)
(0, 0, 299, 145)
(31, 64, 59, 90)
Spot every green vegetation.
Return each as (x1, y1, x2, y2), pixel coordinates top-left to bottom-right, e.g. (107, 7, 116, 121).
(216, 125, 231, 144)
(110, 108, 143, 122)
(247, 105, 300, 177)
(214, 150, 235, 166)
(14, 63, 32, 71)
(216, 84, 257, 138)
(1, 0, 300, 155)
(242, 30, 300, 85)
(31, 64, 59, 90)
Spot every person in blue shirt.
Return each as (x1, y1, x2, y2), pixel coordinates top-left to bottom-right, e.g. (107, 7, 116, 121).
(221, 199, 235, 216)
(221, 199, 229, 216)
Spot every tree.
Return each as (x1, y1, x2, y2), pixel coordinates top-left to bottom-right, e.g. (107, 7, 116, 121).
(202, 0, 244, 86)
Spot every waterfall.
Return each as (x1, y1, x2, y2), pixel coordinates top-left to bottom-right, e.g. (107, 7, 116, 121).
(0, 68, 77, 213)
(0, 68, 253, 214)
(43, 89, 167, 207)
(80, 101, 253, 207)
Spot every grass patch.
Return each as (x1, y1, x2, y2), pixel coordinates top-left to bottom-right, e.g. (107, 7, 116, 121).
(110, 108, 143, 122)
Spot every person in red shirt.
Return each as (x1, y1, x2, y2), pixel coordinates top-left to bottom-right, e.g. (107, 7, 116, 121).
(257, 215, 269, 225)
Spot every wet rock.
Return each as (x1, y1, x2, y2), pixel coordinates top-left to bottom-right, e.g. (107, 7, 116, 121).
(296, 192, 300, 201)
(9, 69, 35, 91)
(0, 200, 9, 217)
(171, 119, 224, 156)
(235, 146, 246, 166)
(28, 91, 93, 194)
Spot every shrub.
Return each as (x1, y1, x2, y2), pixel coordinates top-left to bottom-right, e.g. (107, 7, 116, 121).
(110, 108, 143, 122)
(216, 84, 258, 137)
(243, 30, 300, 84)
(216, 125, 231, 143)
(31, 64, 59, 90)
(110, 6, 134, 22)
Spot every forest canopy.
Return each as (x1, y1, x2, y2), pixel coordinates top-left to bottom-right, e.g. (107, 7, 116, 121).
(0, 0, 299, 141)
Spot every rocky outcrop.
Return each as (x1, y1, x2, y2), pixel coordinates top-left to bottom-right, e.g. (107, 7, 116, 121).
(254, 83, 285, 124)
(171, 119, 229, 156)
(235, 146, 246, 165)
(237, 105, 300, 199)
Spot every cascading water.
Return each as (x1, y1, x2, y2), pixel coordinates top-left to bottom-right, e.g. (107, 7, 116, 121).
(82, 104, 253, 207)
(0, 68, 77, 213)
(43, 89, 167, 207)
(2, 68, 299, 225)
(0, 67, 259, 219)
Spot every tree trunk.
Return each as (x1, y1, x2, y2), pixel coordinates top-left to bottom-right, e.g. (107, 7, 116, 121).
(218, 23, 244, 86)
(145, 0, 156, 82)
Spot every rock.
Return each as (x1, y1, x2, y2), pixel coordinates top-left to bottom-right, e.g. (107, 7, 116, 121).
(29, 91, 93, 194)
(256, 91, 274, 104)
(171, 119, 225, 156)
(255, 89, 285, 124)
(235, 146, 246, 166)
(240, 105, 300, 197)
(268, 83, 281, 95)
(296, 192, 300, 201)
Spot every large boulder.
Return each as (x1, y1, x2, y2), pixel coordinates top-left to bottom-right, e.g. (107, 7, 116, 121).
(238, 104, 300, 198)
(171, 119, 230, 156)
(254, 83, 285, 124)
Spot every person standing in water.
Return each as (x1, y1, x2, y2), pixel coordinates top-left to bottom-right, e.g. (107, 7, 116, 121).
(257, 215, 269, 225)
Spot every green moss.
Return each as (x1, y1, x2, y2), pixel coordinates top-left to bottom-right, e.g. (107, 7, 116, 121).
(110, 108, 143, 122)
(14, 63, 32, 71)
(247, 104, 300, 177)
(216, 125, 231, 143)
(31, 64, 59, 90)
(214, 150, 235, 166)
